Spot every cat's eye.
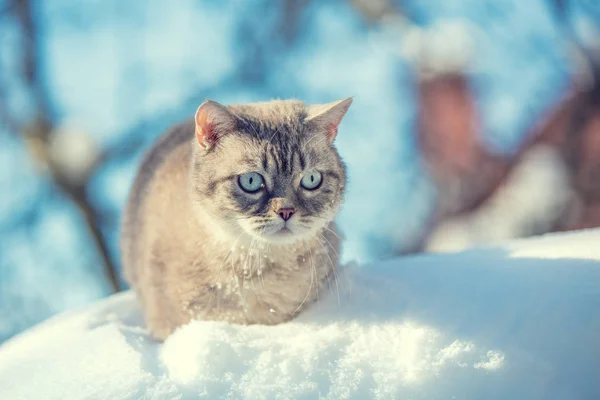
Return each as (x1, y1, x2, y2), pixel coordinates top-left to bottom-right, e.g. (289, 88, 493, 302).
(238, 172, 265, 193)
(300, 170, 323, 190)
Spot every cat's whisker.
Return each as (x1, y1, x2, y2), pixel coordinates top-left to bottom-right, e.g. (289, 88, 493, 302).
(227, 232, 250, 315)
(302, 133, 322, 152)
(317, 232, 341, 306)
(231, 216, 270, 222)
(260, 226, 270, 290)
(332, 266, 343, 306)
(249, 226, 267, 295)
(317, 231, 340, 259)
(253, 224, 269, 232)
(215, 230, 245, 281)
(245, 237, 260, 303)
(294, 240, 315, 315)
(310, 216, 337, 226)
(200, 230, 245, 318)
(321, 225, 342, 240)
(267, 124, 283, 142)
(308, 135, 330, 150)
(242, 236, 254, 276)
(258, 229, 269, 285)
(307, 239, 319, 310)
(245, 116, 262, 138)
(224, 107, 245, 123)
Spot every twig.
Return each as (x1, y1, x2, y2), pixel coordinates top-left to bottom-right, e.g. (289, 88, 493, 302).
(6, 0, 121, 292)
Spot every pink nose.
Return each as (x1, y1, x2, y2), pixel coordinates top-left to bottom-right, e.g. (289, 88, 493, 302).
(278, 208, 295, 221)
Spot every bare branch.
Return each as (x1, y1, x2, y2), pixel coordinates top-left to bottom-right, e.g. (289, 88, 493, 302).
(56, 181, 121, 293)
(9, 0, 121, 293)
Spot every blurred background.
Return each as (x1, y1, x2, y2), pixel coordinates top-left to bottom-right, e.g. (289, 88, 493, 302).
(1, 0, 599, 344)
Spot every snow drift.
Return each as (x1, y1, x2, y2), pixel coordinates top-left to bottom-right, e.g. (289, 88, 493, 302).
(1, 230, 600, 399)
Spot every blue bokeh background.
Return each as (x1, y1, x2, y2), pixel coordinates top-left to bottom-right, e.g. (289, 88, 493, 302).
(0, 0, 596, 343)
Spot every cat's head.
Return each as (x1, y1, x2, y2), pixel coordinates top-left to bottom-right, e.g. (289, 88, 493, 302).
(190, 98, 352, 245)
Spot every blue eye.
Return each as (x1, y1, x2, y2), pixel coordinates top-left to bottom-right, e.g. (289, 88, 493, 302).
(300, 170, 322, 190)
(238, 172, 264, 193)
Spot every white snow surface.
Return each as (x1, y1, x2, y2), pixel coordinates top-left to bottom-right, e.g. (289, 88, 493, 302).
(1, 230, 600, 399)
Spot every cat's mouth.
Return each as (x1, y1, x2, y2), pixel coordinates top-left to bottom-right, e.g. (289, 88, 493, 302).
(265, 224, 294, 237)
(253, 222, 303, 244)
(240, 215, 320, 244)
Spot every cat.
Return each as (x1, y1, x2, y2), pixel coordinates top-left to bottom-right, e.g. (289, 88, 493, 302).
(120, 98, 352, 340)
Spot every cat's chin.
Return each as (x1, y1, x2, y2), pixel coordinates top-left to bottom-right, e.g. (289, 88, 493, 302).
(248, 226, 314, 246)
(234, 217, 332, 246)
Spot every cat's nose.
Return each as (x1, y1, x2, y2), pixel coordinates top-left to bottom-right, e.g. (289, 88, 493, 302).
(278, 208, 296, 221)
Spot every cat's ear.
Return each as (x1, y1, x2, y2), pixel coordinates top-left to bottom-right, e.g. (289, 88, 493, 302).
(194, 100, 238, 148)
(306, 97, 353, 142)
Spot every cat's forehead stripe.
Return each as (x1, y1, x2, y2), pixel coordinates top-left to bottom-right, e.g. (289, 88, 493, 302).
(233, 105, 308, 144)
(266, 144, 308, 176)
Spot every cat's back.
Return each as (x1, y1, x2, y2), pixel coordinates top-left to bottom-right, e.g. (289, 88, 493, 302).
(120, 120, 195, 284)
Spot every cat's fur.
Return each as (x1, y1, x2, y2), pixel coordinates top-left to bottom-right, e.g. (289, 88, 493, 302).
(121, 98, 352, 340)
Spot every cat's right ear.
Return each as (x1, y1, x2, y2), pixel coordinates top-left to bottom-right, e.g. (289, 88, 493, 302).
(306, 97, 353, 143)
(195, 100, 237, 148)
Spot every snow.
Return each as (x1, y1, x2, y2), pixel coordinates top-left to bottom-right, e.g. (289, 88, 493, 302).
(1, 230, 600, 399)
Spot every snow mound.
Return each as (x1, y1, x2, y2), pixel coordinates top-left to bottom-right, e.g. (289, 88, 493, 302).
(161, 317, 503, 398)
(1, 230, 600, 399)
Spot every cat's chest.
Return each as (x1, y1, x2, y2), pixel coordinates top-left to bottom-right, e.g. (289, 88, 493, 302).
(211, 246, 314, 295)
(187, 242, 334, 324)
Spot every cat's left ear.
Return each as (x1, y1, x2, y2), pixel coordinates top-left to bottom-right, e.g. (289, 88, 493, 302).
(306, 97, 353, 142)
